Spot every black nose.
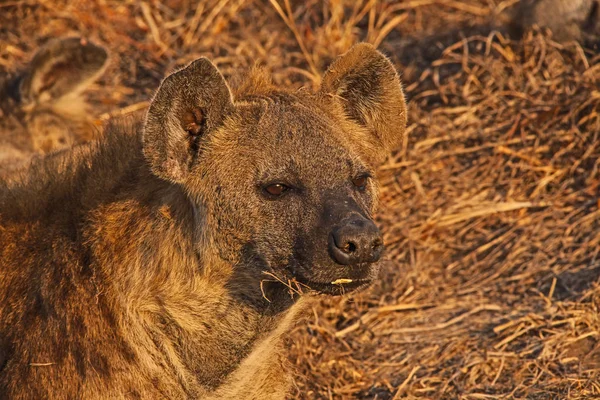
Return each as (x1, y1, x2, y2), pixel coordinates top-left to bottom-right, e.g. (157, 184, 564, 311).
(329, 216, 384, 265)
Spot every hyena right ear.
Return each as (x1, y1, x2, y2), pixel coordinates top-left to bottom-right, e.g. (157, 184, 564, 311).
(19, 37, 108, 105)
(143, 58, 234, 184)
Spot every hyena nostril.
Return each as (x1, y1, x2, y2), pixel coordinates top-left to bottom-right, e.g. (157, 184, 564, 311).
(343, 242, 357, 254)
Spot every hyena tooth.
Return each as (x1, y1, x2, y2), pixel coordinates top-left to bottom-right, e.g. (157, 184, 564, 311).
(331, 278, 353, 285)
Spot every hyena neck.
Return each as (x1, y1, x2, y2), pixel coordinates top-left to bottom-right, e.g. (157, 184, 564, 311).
(225, 257, 302, 316)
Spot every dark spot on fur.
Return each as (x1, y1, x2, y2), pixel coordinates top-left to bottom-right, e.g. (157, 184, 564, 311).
(99, 299, 118, 330)
(151, 376, 161, 390)
(0, 337, 9, 373)
(89, 352, 111, 378)
(72, 315, 87, 337)
(73, 349, 87, 379)
(31, 291, 55, 321)
(201, 322, 213, 332)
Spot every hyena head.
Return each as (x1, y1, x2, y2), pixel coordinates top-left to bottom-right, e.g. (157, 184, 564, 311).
(0, 37, 108, 155)
(143, 43, 407, 295)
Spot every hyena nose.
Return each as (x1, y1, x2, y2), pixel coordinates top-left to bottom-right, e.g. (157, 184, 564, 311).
(329, 217, 384, 265)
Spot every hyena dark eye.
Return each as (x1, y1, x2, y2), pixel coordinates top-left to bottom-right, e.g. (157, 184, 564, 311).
(352, 175, 369, 190)
(263, 183, 290, 197)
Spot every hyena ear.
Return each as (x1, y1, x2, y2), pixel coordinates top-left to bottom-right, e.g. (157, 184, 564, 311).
(320, 43, 407, 166)
(19, 37, 108, 104)
(143, 58, 234, 184)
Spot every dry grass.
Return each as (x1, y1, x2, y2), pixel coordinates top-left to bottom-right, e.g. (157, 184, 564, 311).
(1, 0, 599, 398)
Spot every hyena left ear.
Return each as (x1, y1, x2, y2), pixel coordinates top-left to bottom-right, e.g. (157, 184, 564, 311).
(320, 43, 407, 166)
(143, 58, 234, 184)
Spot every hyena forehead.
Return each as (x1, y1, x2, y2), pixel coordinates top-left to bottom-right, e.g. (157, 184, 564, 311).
(212, 95, 371, 182)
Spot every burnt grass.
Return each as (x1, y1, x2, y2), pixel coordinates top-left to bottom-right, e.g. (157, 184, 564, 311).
(1, 0, 600, 398)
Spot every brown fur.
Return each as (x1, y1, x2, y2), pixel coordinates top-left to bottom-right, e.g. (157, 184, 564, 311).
(0, 37, 108, 179)
(0, 43, 406, 399)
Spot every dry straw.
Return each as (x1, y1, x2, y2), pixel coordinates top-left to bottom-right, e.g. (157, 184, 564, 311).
(1, 0, 599, 398)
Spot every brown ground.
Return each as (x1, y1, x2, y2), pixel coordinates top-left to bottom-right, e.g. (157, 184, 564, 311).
(1, 0, 599, 398)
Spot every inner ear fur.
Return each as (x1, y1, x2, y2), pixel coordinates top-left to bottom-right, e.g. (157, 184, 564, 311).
(143, 58, 234, 184)
(320, 43, 407, 166)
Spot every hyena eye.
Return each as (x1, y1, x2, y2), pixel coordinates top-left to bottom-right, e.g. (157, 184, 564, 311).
(263, 183, 290, 197)
(352, 175, 369, 190)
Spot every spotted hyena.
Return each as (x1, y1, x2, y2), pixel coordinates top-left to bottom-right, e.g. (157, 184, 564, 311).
(0, 43, 407, 399)
(0, 37, 107, 177)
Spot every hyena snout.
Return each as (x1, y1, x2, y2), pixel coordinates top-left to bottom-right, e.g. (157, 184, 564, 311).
(328, 215, 384, 266)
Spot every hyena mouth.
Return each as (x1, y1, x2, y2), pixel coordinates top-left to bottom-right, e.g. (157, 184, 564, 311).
(281, 260, 377, 295)
(295, 276, 373, 295)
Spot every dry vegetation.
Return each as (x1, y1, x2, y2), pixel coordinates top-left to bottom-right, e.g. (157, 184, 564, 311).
(1, 0, 600, 398)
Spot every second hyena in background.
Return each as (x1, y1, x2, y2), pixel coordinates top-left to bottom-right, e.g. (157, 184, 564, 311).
(0, 37, 108, 176)
(511, 0, 600, 42)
